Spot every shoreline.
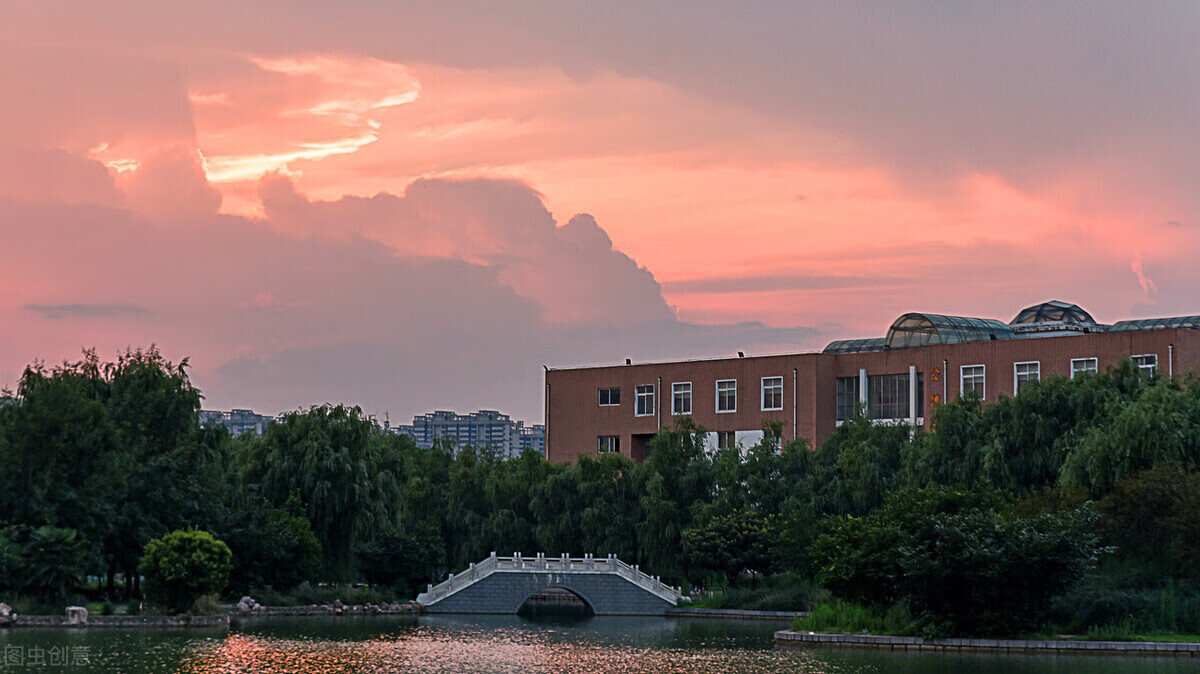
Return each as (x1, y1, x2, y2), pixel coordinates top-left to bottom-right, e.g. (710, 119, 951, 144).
(775, 630, 1200, 656)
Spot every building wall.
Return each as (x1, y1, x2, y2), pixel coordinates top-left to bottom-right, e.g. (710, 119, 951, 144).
(546, 328, 1200, 463)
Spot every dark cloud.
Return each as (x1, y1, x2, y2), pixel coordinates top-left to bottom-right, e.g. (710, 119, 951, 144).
(23, 304, 151, 320)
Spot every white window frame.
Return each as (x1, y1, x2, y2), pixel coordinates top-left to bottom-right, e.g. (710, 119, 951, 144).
(1014, 361, 1041, 395)
(597, 435, 619, 453)
(1132, 354, 1158, 377)
(634, 384, 655, 417)
(716, 430, 736, 450)
(716, 379, 737, 413)
(672, 382, 692, 416)
(598, 387, 620, 407)
(1070, 357, 1098, 379)
(761, 376, 784, 411)
(960, 364, 986, 400)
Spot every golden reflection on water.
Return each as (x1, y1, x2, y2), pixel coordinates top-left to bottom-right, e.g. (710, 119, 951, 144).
(176, 625, 831, 674)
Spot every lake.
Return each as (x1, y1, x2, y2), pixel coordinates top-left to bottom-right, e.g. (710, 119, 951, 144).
(0, 614, 1194, 672)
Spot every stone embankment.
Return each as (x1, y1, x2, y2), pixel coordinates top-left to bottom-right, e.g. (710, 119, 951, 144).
(776, 630, 1200, 656)
(667, 608, 806, 620)
(1, 604, 230, 629)
(228, 596, 420, 617)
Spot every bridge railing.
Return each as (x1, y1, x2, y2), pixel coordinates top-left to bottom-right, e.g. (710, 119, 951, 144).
(416, 552, 681, 606)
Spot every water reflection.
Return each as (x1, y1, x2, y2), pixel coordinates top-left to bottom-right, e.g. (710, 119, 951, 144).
(1, 615, 1196, 673)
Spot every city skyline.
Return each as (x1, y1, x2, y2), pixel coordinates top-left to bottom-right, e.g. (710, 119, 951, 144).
(5, 3, 1200, 423)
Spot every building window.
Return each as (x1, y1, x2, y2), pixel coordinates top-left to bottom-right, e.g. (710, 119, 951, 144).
(867, 372, 923, 420)
(716, 379, 737, 413)
(597, 436, 619, 453)
(1132, 354, 1158, 377)
(635, 384, 655, 417)
(1070, 358, 1098, 379)
(598, 387, 620, 406)
(961, 365, 985, 399)
(761, 376, 784, 411)
(836, 376, 859, 421)
(672, 382, 692, 415)
(1014, 361, 1040, 395)
(716, 430, 736, 449)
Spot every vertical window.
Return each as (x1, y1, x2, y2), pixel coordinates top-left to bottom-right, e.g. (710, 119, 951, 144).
(866, 372, 922, 419)
(716, 379, 737, 413)
(836, 376, 859, 421)
(1014, 362, 1040, 395)
(1132, 354, 1158, 377)
(960, 365, 985, 399)
(598, 387, 621, 406)
(597, 436, 619, 453)
(761, 376, 784, 411)
(672, 382, 692, 415)
(635, 384, 655, 416)
(1070, 358, 1098, 379)
(716, 431, 736, 449)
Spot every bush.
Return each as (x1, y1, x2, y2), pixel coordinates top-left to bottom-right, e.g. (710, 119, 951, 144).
(100, 601, 115, 615)
(686, 573, 815, 611)
(190, 593, 221, 616)
(138, 529, 232, 613)
(813, 486, 1103, 636)
(354, 526, 444, 598)
(793, 596, 915, 635)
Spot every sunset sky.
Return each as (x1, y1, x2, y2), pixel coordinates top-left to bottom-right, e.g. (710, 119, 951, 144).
(3, 2, 1200, 423)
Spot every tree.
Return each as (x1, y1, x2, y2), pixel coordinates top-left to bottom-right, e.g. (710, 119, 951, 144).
(1098, 463, 1200, 577)
(139, 529, 232, 613)
(354, 525, 445, 598)
(813, 486, 1102, 636)
(243, 405, 400, 580)
(17, 527, 89, 600)
(683, 509, 776, 584)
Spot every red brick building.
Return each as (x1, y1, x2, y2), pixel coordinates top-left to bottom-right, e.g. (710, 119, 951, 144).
(544, 301, 1200, 463)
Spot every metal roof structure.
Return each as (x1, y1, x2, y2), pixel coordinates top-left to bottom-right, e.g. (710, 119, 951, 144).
(886, 313, 1016, 349)
(1011, 300, 1096, 325)
(822, 337, 888, 354)
(1109, 315, 1200, 332)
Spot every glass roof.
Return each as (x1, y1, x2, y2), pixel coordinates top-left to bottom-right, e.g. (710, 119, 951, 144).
(886, 313, 1015, 349)
(1109, 316, 1200, 332)
(1011, 300, 1096, 325)
(823, 337, 888, 354)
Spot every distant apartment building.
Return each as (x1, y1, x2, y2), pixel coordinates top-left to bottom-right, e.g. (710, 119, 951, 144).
(199, 408, 276, 436)
(395, 410, 545, 458)
(545, 301, 1200, 463)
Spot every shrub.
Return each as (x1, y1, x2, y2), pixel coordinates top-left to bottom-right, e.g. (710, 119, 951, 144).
(190, 593, 221, 616)
(813, 486, 1102, 636)
(138, 529, 232, 613)
(1097, 464, 1200, 576)
(682, 509, 776, 584)
(793, 597, 915, 635)
(100, 601, 115, 616)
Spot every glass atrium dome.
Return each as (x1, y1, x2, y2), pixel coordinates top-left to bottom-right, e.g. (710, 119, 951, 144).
(1010, 301, 1095, 325)
(886, 313, 1015, 349)
(823, 337, 887, 354)
(1110, 315, 1200, 332)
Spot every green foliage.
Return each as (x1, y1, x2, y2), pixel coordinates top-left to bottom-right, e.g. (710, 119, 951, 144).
(190, 593, 221, 616)
(682, 509, 776, 584)
(793, 596, 916, 635)
(17, 526, 89, 599)
(686, 573, 814, 611)
(354, 526, 446, 597)
(138, 529, 232, 613)
(1097, 464, 1200, 577)
(814, 486, 1102, 636)
(245, 405, 400, 580)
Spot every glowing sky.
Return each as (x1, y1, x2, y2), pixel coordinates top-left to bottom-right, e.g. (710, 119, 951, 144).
(3, 2, 1200, 422)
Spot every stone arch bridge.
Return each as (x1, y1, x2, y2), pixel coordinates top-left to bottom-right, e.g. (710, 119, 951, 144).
(416, 553, 681, 615)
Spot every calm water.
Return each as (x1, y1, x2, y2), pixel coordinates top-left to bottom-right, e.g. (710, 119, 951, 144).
(0, 614, 1195, 673)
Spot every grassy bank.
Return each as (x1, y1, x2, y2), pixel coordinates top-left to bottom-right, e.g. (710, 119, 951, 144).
(681, 574, 813, 612)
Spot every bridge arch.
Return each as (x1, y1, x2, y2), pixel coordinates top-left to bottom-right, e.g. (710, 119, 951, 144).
(516, 586, 596, 616)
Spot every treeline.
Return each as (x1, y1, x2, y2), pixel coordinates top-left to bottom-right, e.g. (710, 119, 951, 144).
(3, 349, 1200, 636)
